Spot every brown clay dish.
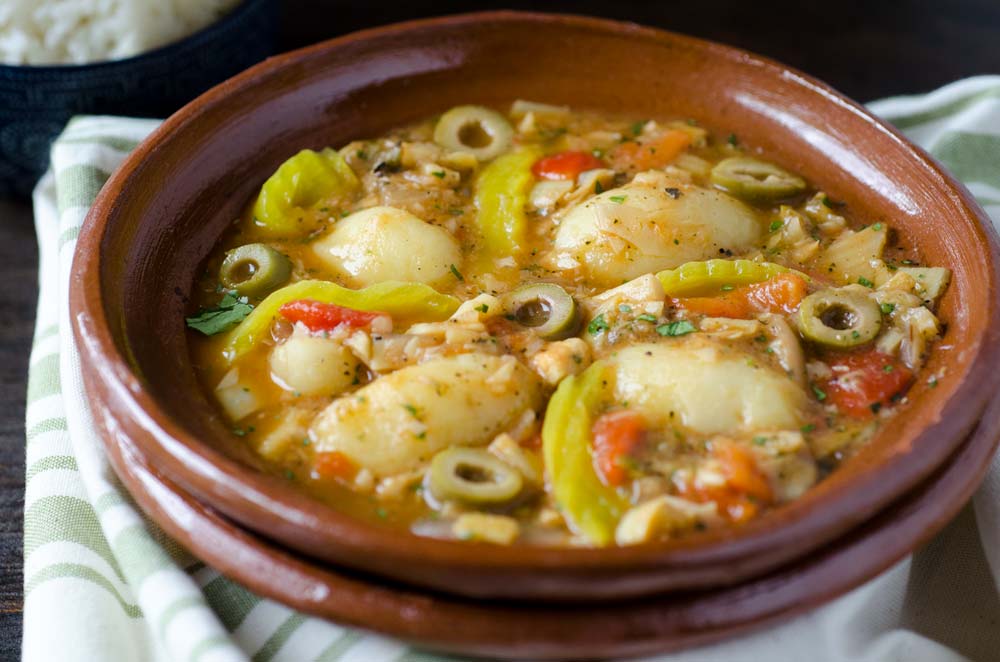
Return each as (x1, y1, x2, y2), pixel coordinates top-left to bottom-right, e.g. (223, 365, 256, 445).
(99, 375, 1000, 660)
(71, 11, 1000, 600)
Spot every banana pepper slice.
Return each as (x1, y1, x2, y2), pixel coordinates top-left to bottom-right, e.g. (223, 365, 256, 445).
(218, 280, 460, 365)
(472, 146, 542, 267)
(542, 361, 627, 546)
(656, 259, 804, 297)
(251, 148, 360, 238)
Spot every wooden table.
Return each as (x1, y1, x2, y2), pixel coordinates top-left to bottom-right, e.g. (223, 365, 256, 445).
(1, 0, 997, 657)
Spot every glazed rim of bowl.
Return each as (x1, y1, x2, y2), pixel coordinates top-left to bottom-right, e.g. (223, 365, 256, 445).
(72, 11, 1000, 598)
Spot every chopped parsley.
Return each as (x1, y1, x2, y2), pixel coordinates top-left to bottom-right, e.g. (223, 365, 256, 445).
(587, 314, 610, 335)
(475, 303, 489, 313)
(872, 222, 883, 231)
(431, 170, 446, 179)
(402, 403, 420, 418)
(595, 180, 605, 194)
(618, 304, 633, 313)
(857, 276, 874, 288)
(752, 436, 768, 446)
(727, 133, 738, 146)
(636, 313, 658, 323)
(769, 220, 784, 232)
(630, 120, 647, 136)
(609, 195, 627, 204)
(811, 384, 828, 401)
(449, 264, 464, 281)
(801, 423, 816, 433)
(186, 291, 253, 335)
(656, 320, 696, 337)
(880, 303, 895, 314)
(883, 364, 894, 373)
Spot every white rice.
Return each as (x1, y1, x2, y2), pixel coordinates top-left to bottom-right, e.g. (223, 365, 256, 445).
(0, 0, 242, 65)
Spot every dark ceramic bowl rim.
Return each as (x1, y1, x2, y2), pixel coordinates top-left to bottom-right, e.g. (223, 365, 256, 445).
(0, 0, 263, 73)
(72, 11, 1000, 590)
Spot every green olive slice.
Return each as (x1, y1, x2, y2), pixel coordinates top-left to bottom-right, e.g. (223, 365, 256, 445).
(219, 243, 292, 298)
(433, 105, 513, 161)
(427, 447, 524, 505)
(798, 289, 881, 348)
(710, 157, 806, 201)
(501, 283, 581, 340)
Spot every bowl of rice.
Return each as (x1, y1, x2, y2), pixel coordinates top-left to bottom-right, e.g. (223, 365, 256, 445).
(0, 0, 278, 198)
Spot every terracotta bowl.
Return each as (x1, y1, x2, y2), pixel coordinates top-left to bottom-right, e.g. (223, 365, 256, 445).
(100, 375, 1000, 659)
(72, 12, 1000, 601)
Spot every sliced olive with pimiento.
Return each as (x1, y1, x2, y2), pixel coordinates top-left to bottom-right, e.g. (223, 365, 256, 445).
(501, 283, 581, 340)
(433, 105, 513, 161)
(798, 289, 881, 348)
(426, 447, 524, 506)
(219, 243, 292, 298)
(710, 156, 807, 201)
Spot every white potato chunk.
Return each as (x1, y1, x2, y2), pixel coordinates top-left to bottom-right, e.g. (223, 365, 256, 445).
(310, 353, 543, 477)
(269, 333, 360, 397)
(312, 205, 461, 286)
(611, 338, 807, 435)
(214, 368, 260, 421)
(553, 179, 761, 285)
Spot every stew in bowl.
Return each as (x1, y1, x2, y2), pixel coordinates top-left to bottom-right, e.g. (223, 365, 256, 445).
(187, 100, 950, 548)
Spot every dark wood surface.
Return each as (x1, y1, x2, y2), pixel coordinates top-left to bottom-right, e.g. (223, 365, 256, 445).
(1, 1, 998, 658)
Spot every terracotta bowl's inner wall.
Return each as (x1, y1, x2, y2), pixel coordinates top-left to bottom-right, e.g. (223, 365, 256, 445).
(95, 16, 994, 554)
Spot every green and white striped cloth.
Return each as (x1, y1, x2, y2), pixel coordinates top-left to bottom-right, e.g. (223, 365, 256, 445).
(23, 76, 1000, 662)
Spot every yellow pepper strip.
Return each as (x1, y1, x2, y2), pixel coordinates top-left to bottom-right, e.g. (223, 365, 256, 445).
(542, 361, 627, 546)
(656, 259, 807, 297)
(472, 146, 542, 266)
(218, 280, 460, 365)
(251, 148, 360, 238)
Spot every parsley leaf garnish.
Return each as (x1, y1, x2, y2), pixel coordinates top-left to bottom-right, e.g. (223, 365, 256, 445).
(656, 320, 696, 337)
(186, 292, 253, 335)
(587, 314, 610, 335)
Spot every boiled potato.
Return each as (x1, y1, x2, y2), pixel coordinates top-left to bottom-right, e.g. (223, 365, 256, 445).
(310, 353, 543, 477)
(610, 338, 806, 434)
(269, 334, 360, 397)
(554, 179, 761, 286)
(312, 206, 462, 286)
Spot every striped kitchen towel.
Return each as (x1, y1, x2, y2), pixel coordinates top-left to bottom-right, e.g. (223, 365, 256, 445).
(23, 76, 1000, 662)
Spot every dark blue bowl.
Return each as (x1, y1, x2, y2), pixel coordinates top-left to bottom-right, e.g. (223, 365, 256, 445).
(0, 0, 278, 198)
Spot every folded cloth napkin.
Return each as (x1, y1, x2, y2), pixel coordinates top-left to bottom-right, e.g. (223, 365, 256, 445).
(22, 76, 1000, 662)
